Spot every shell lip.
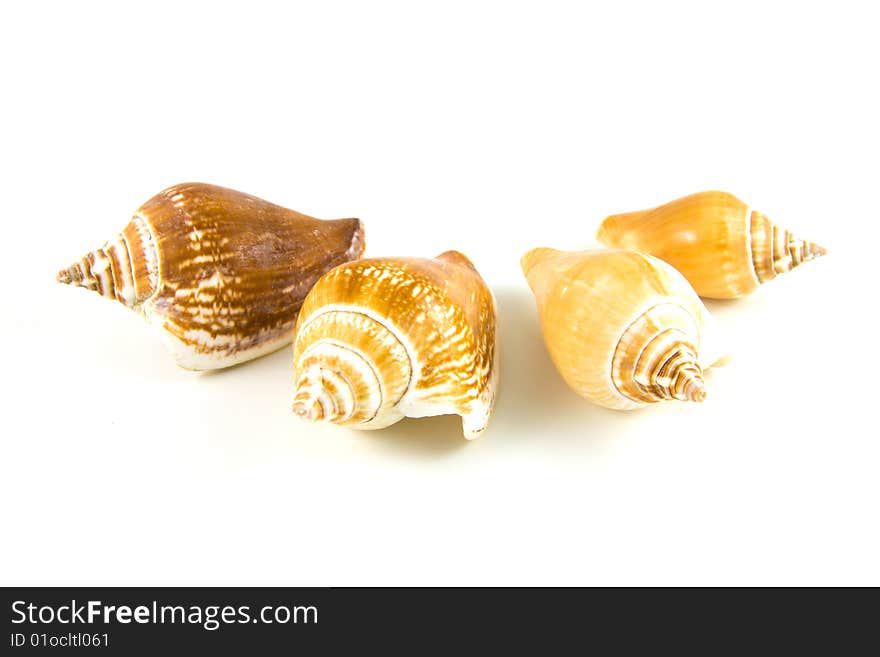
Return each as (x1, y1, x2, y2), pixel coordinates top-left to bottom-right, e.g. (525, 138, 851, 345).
(345, 218, 366, 260)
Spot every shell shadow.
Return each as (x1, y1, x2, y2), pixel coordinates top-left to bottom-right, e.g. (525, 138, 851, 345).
(330, 284, 632, 458)
(192, 324, 472, 457)
(489, 285, 628, 453)
(361, 414, 472, 458)
(186, 284, 630, 459)
(352, 284, 625, 459)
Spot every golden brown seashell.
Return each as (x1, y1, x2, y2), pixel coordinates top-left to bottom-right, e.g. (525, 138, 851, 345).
(57, 182, 365, 370)
(596, 190, 826, 299)
(521, 248, 727, 410)
(291, 251, 497, 439)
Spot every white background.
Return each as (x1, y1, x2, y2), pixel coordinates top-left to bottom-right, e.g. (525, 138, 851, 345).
(1, 1, 877, 585)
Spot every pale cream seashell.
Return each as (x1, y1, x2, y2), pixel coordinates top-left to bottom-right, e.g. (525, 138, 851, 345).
(291, 251, 497, 439)
(596, 190, 826, 299)
(57, 182, 365, 370)
(521, 248, 727, 410)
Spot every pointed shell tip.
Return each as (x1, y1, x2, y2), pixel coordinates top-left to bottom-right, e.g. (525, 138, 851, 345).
(520, 247, 554, 278)
(346, 218, 366, 260)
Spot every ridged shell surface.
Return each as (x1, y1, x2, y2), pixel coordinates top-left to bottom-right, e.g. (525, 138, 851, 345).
(596, 191, 826, 299)
(291, 251, 497, 439)
(57, 182, 365, 369)
(521, 248, 726, 410)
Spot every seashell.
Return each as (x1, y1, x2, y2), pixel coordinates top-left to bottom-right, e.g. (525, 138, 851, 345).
(291, 251, 497, 439)
(596, 190, 826, 299)
(521, 247, 727, 410)
(57, 182, 365, 370)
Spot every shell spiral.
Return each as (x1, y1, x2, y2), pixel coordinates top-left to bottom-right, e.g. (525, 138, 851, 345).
(291, 251, 497, 439)
(521, 248, 725, 410)
(56, 214, 158, 308)
(57, 182, 365, 370)
(596, 191, 826, 299)
(292, 310, 412, 428)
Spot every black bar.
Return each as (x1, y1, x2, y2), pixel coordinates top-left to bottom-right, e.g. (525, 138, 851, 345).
(1, 587, 874, 653)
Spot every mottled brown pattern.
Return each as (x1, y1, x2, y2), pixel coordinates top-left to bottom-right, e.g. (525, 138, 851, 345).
(58, 182, 365, 369)
(292, 251, 497, 438)
(300, 254, 494, 398)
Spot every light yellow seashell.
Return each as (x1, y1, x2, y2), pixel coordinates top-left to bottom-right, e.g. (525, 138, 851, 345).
(57, 182, 365, 370)
(521, 248, 727, 410)
(291, 251, 497, 439)
(596, 190, 826, 299)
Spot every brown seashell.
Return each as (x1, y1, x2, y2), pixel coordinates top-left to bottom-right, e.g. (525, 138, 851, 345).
(58, 182, 365, 370)
(521, 248, 727, 410)
(596, 190, 826, 299)
(291, 251, 497, 439)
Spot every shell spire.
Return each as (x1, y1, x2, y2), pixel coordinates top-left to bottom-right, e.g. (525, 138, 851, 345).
(57, 251, 107, 291)
(57, 183, 365, 370)
(632, 330, 706, 403)
(291, 309, 407, 428)
(292, 362, 375, 424)
(749, 210, 826, 283)
(57, 214, 158, 308)
(597, 191, 826, 299)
